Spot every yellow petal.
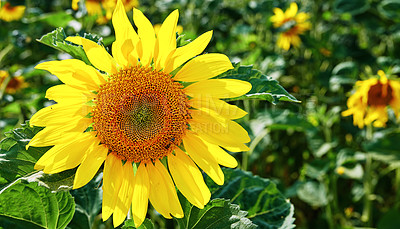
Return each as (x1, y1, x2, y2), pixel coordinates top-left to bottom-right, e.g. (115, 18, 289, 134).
(46, 85, 95, 105)
(111, 0, 139, 66)
(286, 2, 298, 18)
(173, 53, 233, 82)
(200, 139, 238, 168)
(35, 132, 98, 174)
(131, 163, 150, 228)
(168, 148, 210, 208)
(154, 10, 179, 70)
(190, 109, 250, 143)
(71, 37, 117, 74)
(182, 131, 224, 185)
(165, 30, 213, 73)
(102, 154, 124, 221)
(35, 59, 106, 91)
(189, 97, 247, 120)
(113, 162, 135, 227)
(30, 104, 91, 127)
(185, 79, 252, 99)
(73, 144, 108, 189)
(112, 0, 139, 47)
(27, 120, 89, 148)
(133, 9, 156, 67)
(147, 161, 183, 219)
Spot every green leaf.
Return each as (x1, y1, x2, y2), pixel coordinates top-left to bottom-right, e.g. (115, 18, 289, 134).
(378, 0, 400, 20)
(362, 130, 400, 167)
(36, 28, 103, 65)
(0, 122, 48, 189)
(297, 181, 328, 207)
(29, 12, 75, 28)
(122, 218, 155, 229)
(333, 0, 370, 15)
(205, 168, 295, 229)
(377, 209, 400, 229)
(0, 181, 75, 229)
(176, 197, 257, 229)
(67, 175, 103, 229)
(218, 64, 299, 104)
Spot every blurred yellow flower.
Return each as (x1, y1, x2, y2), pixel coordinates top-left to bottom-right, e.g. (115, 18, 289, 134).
(342, 70, 400, 128)
(72, 0, 138, 23)
(0, 2, 26, 22)
(0, 70, 28, 94)
(270, 2, 311, 51)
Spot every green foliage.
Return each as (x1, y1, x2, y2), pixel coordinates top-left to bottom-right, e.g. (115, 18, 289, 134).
(122, 219, 155, 229)
(0, 122, 47, 189)
(219, 64, 300, 104)
(37, 28, 103, 66)
(205, 168, 295, 229)
(176, 198, 257, 229)
(67, 175, 103, 229)
(0, 181, 75, 229)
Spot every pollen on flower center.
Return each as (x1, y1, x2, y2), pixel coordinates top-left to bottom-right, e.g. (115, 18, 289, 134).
(367, 82, 393, 106)
(92, 65, 190, 163)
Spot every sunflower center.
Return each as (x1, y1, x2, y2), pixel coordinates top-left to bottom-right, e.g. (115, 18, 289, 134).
(92, 66, 190, 163)
(367, 82, 393, 106)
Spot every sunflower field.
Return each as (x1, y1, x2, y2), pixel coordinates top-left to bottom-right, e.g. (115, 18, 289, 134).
(1, 0, 400, 228)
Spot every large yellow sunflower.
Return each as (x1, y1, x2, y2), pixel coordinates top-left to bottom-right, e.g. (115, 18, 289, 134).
(270, 2, 311, 51)
(0, 2, 26, 22)
(72, 0, 138, 23)
(342, 70, 400, 128)
(28, 0, 251, 227)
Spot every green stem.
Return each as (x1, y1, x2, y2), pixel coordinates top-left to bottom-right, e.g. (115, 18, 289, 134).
(395, 168, 400, 209)
(361, 153, 372, 226)
(361, 124, 374, 226)
(242, 129, 268, 171)
(0, 44, 13, 68)
(325, 178, 335, 229)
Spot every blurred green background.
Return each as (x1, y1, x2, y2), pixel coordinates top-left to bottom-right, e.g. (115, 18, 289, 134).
(1, 0, 400, 228)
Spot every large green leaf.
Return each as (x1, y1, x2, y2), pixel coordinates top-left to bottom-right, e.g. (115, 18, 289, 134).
(0, 181, 75, 229)
(205, 168, 295, 229)
(218, 64, 299, 104)
(176, 198, 257, 229)
(37, 28, 103, 66)
(0, 122, 47, 189)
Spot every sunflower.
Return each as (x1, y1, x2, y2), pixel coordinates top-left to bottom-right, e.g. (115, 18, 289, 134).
(72, 0, 138, 23)
(342, 70, 400, 128)
(28, 0, 251, 227)
(0, 2, 26, 22)
(0, 70, 28, 94)
(270, 2, 311, 51)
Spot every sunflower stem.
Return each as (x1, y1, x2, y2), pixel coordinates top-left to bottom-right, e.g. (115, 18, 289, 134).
(361, 124, 374, 227)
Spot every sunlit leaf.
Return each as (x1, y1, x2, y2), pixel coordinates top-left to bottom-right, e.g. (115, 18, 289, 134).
(205, 168, 295, 229)
(36, 28, 103, 66)
(0, 181, 75, 229)
(176, 198, 257, 229)
(0, 122, 47, 189)
(218, 64, 299, 104)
